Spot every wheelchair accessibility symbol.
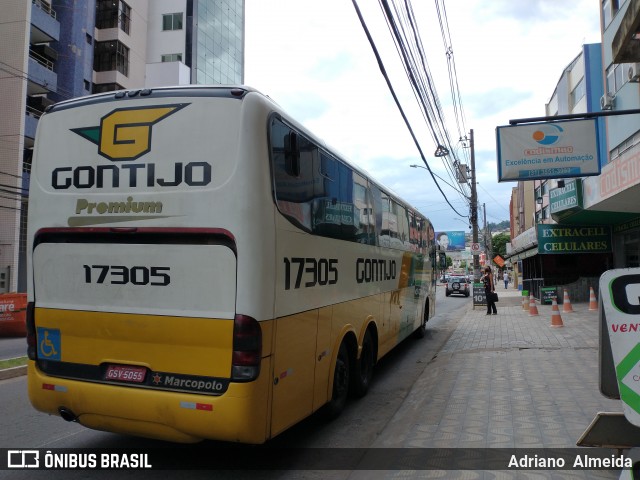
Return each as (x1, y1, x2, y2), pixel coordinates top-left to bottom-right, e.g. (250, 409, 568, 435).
(37, 327, 61, 361)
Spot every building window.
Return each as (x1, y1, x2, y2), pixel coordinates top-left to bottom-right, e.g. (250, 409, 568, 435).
(570, 77, 586, 109)
(606, 63, 634, 95)
(161, 53, 183, 62)
(162, 13, 183, 31)
(85, 33, 92, 45)
(83, 80, 91, 91)
(119, 1, 131, 33)
(96, 0, 131, 34)
(94, 41, 129, 76)
(602, 0, 619, 28)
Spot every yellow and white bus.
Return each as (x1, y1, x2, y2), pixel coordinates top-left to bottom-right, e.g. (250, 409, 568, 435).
(26, 86, 437, 444)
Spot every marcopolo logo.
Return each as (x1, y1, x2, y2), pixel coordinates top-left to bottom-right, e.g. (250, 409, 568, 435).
(71, 104, 188, 161)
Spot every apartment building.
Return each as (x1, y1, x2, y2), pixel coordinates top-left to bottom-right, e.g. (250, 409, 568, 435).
(0, 0, 244, 292)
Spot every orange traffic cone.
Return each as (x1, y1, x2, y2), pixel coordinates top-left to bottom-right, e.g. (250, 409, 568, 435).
(528, 294, 539, 316)
(562, 290, 574, 313)
(550, 298, 564, 328)
(522, 293, 528, 311)
(588, 287, 598, 311)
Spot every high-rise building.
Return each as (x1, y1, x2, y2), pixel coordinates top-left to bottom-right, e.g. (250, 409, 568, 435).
(0, 0, 245, 292)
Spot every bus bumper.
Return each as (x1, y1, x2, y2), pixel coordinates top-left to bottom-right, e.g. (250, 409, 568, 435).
(27, 360, 272, 444)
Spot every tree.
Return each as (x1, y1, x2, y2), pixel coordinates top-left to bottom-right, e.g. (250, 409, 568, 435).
(488, 220, 510, 231)
(491, 232, 510, 259)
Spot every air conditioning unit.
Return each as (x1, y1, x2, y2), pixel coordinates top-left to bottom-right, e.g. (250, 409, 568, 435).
(628, 63, 640, 82)
(600, 93, 615, 110)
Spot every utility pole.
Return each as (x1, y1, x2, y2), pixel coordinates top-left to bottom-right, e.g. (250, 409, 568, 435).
(469, 129, 480, 281)
(483, 202, 488, 260)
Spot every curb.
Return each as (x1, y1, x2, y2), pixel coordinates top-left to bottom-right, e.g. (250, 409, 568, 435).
(0, 365, 27, 380)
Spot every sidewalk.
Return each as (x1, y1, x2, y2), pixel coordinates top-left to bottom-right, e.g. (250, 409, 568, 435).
(366, 287, 622, 476)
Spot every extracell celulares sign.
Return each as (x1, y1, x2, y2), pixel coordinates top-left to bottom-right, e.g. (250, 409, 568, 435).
(536, 224, 611, 254)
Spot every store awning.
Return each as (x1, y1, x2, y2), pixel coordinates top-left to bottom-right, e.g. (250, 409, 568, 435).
(506, 247, 538, 262)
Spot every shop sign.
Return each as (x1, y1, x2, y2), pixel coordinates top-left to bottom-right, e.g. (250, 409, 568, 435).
(537, 224, 612, 254)
(473, 283, 486, 307)
(613, 216, 640, 234)
(496, 118, 601, 182)
(549, 179, 583, 218)
(540, 286, 558, 305)
(600, 269, 640, 426)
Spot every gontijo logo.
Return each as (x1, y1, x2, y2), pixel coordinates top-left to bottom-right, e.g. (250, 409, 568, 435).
(531, 124, 564, 146)
(71, 104, 187, 161)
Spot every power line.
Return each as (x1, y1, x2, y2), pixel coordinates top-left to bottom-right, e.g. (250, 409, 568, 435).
(375, 0, 471, 207)
(351, 0, 466, 218)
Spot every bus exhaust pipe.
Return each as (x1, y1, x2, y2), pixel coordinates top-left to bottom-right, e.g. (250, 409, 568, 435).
(58, 407, 78, 422)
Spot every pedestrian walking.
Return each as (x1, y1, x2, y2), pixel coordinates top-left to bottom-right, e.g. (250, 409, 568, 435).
(483, 266, 497, 315)
(503, 271, 509, 289)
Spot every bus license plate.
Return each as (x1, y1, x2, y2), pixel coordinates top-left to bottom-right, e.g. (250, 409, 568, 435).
(104, 365, 147, 383)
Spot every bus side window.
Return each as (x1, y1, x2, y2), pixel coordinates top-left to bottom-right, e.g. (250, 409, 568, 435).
(270, 118, 314, 232)
(284, 131, 300, 177)
(353, 173, 374, 245)
(368, 184, 383, 248)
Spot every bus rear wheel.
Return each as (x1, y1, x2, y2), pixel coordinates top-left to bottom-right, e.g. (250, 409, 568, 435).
(322, 341, 350, 420)
(414, 299, 429, 339)
(352, 330, 375, 398)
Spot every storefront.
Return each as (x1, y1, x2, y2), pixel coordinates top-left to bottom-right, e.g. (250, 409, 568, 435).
(507, 224, 613, 301)
(612, 217, 640, 268)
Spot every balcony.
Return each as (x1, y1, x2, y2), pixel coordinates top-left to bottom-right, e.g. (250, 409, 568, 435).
(30, 0, 59, 44)
(24, 95, 54, 142)
(28, 47, 57, 95)
(24, 107, 41, 144)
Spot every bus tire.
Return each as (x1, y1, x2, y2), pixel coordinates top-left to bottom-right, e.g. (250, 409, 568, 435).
(322, 341, 350, 420)
(414, 299, 429, 339)
(352, 329, 375, 398)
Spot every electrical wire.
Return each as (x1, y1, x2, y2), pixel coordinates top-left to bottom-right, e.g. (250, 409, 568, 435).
(376, 0, 471, 206)
(351, 0, 466, 218)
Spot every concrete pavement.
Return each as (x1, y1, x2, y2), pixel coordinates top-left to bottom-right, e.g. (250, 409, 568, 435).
(358, 286, 623, 478)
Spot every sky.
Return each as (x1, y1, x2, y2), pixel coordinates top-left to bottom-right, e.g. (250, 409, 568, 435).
(244, 0, 602, 233)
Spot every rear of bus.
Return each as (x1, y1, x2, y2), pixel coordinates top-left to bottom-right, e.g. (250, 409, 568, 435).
(26, 87, 275, 443)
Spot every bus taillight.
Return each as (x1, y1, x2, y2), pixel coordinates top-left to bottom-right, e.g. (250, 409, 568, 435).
(26, 302, 37, 360)
(232, 314, 261, 382)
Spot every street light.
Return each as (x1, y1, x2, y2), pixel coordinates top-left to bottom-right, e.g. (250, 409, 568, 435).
(409, 164, 460, 192)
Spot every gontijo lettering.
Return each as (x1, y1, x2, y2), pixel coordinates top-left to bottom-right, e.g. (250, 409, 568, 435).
(52, 162, 211, 190)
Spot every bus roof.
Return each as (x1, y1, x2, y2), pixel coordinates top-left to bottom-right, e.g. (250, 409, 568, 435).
(43, 84, 429, 222)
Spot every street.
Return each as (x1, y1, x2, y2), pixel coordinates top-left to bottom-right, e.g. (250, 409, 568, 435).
(0, 337, 26, 361)
(0, 287, 469, 479)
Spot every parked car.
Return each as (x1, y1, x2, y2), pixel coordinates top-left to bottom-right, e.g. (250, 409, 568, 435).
(446, 274, 470, 297)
